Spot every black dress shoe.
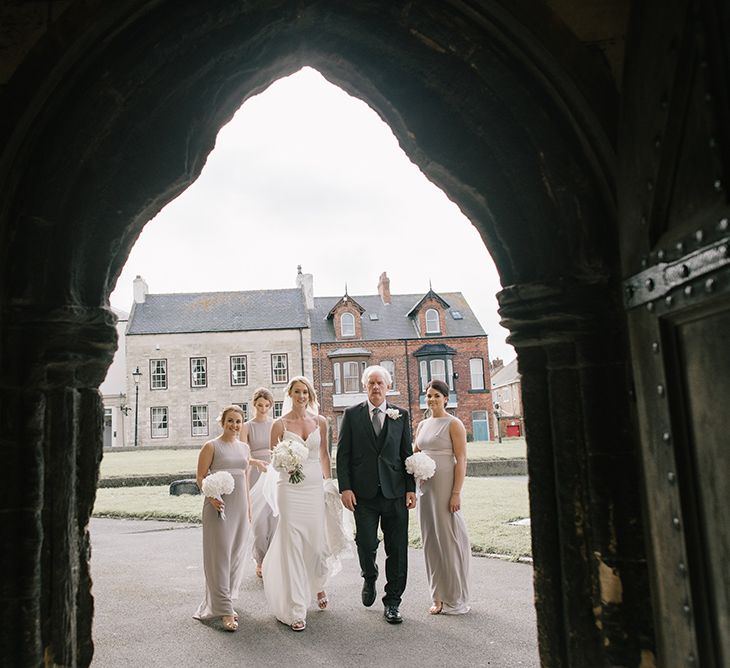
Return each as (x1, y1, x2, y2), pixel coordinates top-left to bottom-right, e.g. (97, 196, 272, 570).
(384, 605, 403, 624)
(361, 580, 376, 607)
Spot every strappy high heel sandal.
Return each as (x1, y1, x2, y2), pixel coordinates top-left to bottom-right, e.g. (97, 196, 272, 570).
(222, 615, 239, 631)
(291, 619, 306, 631)
(429, 602, 443, 615)
(317, 591, 329, 610)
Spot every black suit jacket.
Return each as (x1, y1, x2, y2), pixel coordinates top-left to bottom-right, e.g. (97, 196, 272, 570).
(336, 401, 415, 500)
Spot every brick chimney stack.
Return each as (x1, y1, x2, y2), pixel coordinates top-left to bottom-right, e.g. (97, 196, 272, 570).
(377, 271, 391, 305)
(491, 357, 504, 372)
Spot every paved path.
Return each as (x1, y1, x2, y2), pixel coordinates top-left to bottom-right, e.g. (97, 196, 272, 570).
(90, 518, 539, 667)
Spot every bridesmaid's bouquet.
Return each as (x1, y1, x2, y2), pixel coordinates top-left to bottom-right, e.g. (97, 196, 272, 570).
(405, 452, 436, 482)
(201, 470, 235, 519)
(271, 438, 309, 484)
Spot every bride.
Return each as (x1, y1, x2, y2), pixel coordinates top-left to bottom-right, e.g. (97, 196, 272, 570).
(262, 376, 332, 631)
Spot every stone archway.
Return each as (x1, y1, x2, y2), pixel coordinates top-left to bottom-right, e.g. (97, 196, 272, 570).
(0, 2, 652, 666)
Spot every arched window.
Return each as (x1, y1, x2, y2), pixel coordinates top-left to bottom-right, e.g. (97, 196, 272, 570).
(425, 308, 440, 334)
(340, 312, 355, 337)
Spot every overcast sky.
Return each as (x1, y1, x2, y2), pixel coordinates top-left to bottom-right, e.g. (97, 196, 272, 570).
(110, 67, 515, 362)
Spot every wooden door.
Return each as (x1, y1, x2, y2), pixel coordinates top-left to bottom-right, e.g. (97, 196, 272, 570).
(619, 2, 730, 666)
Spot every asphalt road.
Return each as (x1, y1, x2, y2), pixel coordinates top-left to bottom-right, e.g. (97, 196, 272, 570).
(90, 518, 539, 667)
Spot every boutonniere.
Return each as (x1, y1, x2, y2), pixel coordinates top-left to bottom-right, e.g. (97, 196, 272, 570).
(385, 408, 401, 420)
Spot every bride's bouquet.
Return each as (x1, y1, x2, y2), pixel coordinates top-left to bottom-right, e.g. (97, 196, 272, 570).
(405, 451, 436, 482)
(271, 438, 309, 484)
(201, 470, 235, 519)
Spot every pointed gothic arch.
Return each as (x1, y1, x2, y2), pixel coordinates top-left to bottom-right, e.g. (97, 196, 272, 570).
(0, 2, 660, 666)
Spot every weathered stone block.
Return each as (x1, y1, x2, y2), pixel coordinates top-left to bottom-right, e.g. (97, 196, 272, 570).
(169, 479, 200, 496)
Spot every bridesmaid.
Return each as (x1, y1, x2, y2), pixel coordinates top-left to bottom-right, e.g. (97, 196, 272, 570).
(243, 388, 276, 578)
(414, 379, 471, 615)
(193, 404, 265, 631)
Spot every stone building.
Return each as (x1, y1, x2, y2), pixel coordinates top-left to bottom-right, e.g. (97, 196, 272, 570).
(122, 270, 490, 445)
(311, 272, 492, 440)
(490, 357, 523, 439)
(124, 276, 312, 447)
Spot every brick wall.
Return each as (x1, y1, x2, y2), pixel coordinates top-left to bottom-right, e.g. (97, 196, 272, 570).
(313, 335, 494, 441)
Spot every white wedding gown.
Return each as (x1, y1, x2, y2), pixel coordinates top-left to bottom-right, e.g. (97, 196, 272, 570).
(262, 429, 329, 625)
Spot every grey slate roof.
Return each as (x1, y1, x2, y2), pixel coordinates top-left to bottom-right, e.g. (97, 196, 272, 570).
(491, 358, 520, 388)
(311, 292, 486, 343)
(126, 289, 308, 335)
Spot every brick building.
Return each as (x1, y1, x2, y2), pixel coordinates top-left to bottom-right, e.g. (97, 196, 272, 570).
(311, 272, 493, 440)
(119, 270, 494, 445)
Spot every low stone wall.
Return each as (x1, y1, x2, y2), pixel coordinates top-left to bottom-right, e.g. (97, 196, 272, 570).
(467, 458, 527, 477)
(99, 474, 195, 488)
(98, 458, 527, 489)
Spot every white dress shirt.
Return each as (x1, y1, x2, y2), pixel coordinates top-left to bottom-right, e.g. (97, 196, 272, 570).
(367, 399, 387, 432)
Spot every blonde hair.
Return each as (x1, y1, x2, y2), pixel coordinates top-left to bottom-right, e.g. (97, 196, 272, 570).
(217, 404, 245, 427)
(252, 387, 274, 405)
(285, 376, 319, 410)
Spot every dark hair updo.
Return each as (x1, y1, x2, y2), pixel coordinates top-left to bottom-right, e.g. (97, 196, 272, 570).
(426, 379, 450, 403)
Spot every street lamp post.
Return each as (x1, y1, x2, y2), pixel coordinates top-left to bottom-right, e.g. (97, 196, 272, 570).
(493, 402, 502, 444)
(132, 366, 142, 447)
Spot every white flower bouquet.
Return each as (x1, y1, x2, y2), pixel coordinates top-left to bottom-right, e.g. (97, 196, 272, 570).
(271, 438, 309, 484)
(201, 470, 235, 519)
(405, 451, 436, 482)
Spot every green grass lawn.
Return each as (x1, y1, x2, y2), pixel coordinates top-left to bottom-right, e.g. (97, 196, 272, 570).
(100, 448, 200, 478)
(98, 439, 526, 478)
(466, 438, 525, 461)
(93, 475, 531, 559)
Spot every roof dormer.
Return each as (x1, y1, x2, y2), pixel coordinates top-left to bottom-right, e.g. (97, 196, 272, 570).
(326, 291, 365, 340)
(407, 287, 450, 337)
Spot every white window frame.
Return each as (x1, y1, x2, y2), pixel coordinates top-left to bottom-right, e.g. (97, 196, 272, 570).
(333, 362, 342, 394)
(273, 401, 284, 418)
(190, 357, 207, 388)
(430, 359, 446, 384)
(343, 361, 360, 393)
(271, 353, 288, 384)
(230, 355, 248, 386)
(150, 359, 167, 390)
(233, 402, 249, 421)
(150, 406, 168, 438)
(191, 404, 209, 437)
(470, 358, 485, 390)
(425, 308, 440, 334)
(419, 360, 428, 392)
(340, 312, 355, 337)
(381, 360, 396, 390)
(447, 358, 454, 390)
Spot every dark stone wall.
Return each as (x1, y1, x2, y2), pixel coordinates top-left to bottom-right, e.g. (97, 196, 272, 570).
(0, 1, 654, 666)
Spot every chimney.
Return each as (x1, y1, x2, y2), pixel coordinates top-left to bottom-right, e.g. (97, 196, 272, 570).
(491, 358, 504, 372)
(377, 271, 391, 305)
(296, 265, 314, 310)
(133, 275, 148, 304)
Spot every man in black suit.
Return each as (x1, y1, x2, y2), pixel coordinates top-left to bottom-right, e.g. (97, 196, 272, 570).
(336, 364, 416, 624)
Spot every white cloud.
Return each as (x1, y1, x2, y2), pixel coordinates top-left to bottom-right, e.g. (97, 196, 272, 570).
(110, 67, 515, 362)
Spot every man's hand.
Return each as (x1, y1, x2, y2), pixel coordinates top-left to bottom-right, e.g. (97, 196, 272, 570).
(341, 490, 357, 511)
(405, 492, 417, 509)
